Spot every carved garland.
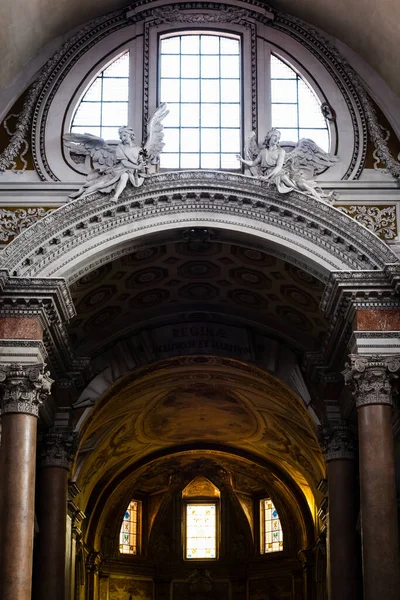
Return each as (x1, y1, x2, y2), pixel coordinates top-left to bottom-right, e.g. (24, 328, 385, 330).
(1, 0, 398, 181)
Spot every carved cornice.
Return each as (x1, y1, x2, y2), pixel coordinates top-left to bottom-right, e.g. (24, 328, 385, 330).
(343, 355, 400, 408)
(0, 363, 53, 417)
(39, 426, 78, 469)
(319, 421, 356, 461)
(86, 550, 103, 573)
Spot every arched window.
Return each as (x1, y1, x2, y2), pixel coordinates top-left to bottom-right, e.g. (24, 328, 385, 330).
(159, 33, 241, 170)
(260, 498, 283, 553)
(119, 499, 140, 555)
(71, 52, 129, 140)
(183, 476, 220, 560)
(270, 54, 329, 151)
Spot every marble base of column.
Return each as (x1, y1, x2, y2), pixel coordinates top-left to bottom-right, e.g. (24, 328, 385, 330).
(0, 413, 38, 600)
(358, 403, 400, 600)
(327, 459, 359, 600)
(35, 466, 69, 600)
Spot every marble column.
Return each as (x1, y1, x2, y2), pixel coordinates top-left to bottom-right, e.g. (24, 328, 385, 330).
(344, 355, 400, 600)
(0, 364, 53, 600)
(323, 422, 359, 600)
(35, 427, 76, 600)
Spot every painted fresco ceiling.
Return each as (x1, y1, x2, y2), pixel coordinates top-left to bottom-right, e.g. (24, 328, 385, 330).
(68, 239, 328, 354)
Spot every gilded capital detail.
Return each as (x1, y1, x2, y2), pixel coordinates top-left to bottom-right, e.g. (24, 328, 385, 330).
(39, 427, 77, 469)
(319, 422, 356, 461)
(343, 355, 400, 408)
(0, 363, 53, 417)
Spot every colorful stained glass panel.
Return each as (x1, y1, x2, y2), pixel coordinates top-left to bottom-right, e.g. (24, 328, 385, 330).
(261, 498, 283, 553)
(119, 500, 138, 554)
(186, 504, 216, 559)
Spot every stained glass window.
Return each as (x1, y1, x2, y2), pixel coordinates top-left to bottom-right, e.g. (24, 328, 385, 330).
(119, 500, 138, 555)
(260, 498, 283, 553)
(159, 33, 241, 170)
(71, 52, 129, 140)
(270, 54, 329, 151)
(186, 503, 217, 559)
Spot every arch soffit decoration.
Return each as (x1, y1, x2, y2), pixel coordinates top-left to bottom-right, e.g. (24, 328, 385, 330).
(0, 174, 397, 282)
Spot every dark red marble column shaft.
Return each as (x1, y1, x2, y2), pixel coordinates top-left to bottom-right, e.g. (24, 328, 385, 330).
(35, 466, 69, 600)
(0, 413, 38, 600)
(358, 404, 400, 600)
(327, 459, 359, 600)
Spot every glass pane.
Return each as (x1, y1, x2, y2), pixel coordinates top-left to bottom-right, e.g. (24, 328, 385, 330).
(119, 500, 138, 555)
(201, 80, 220, 103)
(261, 498, 283, 554)
(163, 128, 180, 152)
(181, 79, 200, 102)
(220, 79, 240, 103)
(161, 54, 180, 78)
(298, 80, 326, 128)
(73, 103, 101, 126)
(201, 128, 220, 153)
(181, 35, 199, 54)
(201, 154, 220, 168)
(160, 153, 180, 168)
(160, 79, 180, 102)
(271, 79, 297, 103)
(101, 126, 121, 141)
(71, 125, 101, 137)
(272, 103, 298, 128)
(186, 504, 216, 559)
(221, 153, 240, 169)
(201, 104, 219, 127)
(103, 53, 129, 77)
(82, 78, 102, 102)
(181, 128, 199, 152)
(221, 129, 240, 152)
(102, 78, 129, 102)
(163, 103, 180, 127)
(271, 55, 296, 79)
(220, 56, 240, 77)
(181, 55, 199, 78)
(221, 104, 240, 127)
(278, 128, 300, 142)
(102, 103, 128, 126)
(201, 55, 219, 78)
(161, 37, 180, 54)
(182, 103, 199, 127)
(220, 37, 239, 54)
(299, 129, 330, 151)
(181, 154, 200, 168)
(201, 36, 219, 54)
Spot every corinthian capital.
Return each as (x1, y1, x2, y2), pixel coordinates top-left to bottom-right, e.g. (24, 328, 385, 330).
(318, 421, 356, 461)
(39, 427, 78, 469)
(343, 355, 400, 408)
(0, 363, 53, 417)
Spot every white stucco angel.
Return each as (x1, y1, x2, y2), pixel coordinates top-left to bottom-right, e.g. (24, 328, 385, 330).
(236, 128, 339, 202)
(63, 103, 169, 201)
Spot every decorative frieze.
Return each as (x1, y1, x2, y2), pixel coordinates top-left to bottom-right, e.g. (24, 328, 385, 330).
(39, 426, 78, 469)
(336, 204, 397, 240)
(343, 355, 400, 408)
(0, 207, 55, 245)
(0, 363, 53, 417)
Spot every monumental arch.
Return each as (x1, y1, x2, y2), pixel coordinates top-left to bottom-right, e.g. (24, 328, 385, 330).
(0, 2, 400, 600)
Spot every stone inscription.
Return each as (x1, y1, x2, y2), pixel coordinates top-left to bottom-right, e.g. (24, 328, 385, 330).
(152, 323, 252, 360)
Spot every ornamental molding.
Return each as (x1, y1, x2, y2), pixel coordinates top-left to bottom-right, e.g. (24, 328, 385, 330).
(39, 426, 78, 469)
(0, 363, 53, 417)
(336, 205, 397, 241)
(1, 0, 395, 181)
(0, 172, 397, 281)
(318, 422, 356, 461)
(0, 207, 56, 245)
(343, 354, 400, 408)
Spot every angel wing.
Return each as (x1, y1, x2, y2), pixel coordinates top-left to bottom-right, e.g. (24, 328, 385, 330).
(63, 132, 117, 174)
(144, 103, 169, 163)
(244, 132, 264, 177)
(284, 138, 339, 177)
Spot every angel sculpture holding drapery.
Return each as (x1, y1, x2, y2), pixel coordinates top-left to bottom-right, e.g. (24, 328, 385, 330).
(236, 128, 339, 202)
(63, 103, 169, 202)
